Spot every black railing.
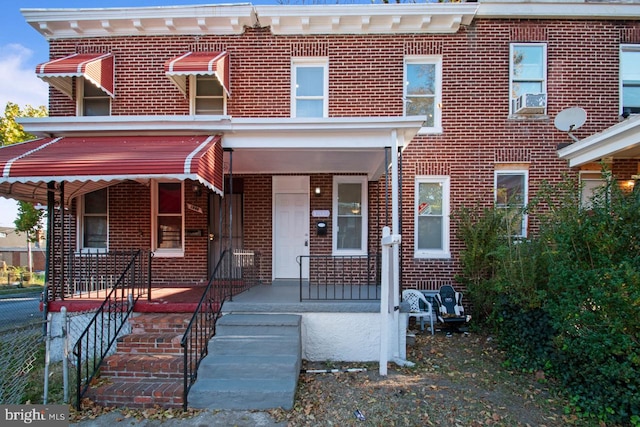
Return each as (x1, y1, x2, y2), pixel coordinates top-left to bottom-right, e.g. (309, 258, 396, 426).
(46, 250, 153, 301)
(72, 250, 151, 410)
(298, 253, 382, 301)
(181, 249, 260, 410)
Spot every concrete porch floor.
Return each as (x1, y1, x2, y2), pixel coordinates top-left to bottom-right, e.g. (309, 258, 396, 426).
(223, 280, 380, 314)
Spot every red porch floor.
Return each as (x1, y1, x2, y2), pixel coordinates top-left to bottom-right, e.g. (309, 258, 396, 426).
(44, 284, 209, 313)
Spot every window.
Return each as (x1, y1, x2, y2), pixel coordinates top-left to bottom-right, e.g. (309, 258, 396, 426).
(80, 78, 110, 116)
(333, 176, 367, 254)
(79, 188, 108, 250)
(291, 58, 328, 118)
(495, 170, 528, 237)
(621, 45, 640, 116)
(153, 182, 183, 255)
(404, 56, 442, 132)
(415, 176, 450, 258)
(191, 75, 225, 115)
(510, 43, 547, 115)
(580, 171, 607, 209)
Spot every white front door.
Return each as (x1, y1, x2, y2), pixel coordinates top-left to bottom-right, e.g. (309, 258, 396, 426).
(273, 177, 309, 279)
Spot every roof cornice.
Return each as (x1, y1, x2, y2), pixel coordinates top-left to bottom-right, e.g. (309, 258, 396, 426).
(477, 1, 640, 20)
(21, 4, 257, 39)
(254, 4, 478, 35)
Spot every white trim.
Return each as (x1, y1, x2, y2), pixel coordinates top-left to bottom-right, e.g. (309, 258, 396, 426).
(509, 43, 547, 116)
(291, 57, 329, 118)
(414, 175, 450, 259)
(151, 180, 185, 257)
(494, 169, 529, 238)
(404, 55, 443, 134)
(332, 176, 368, 256)
(620, 44, 640, 117)
(188, 75, 227, 116)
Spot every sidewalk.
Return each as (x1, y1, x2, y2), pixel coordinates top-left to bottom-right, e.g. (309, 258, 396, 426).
(73, 409, 287, 427)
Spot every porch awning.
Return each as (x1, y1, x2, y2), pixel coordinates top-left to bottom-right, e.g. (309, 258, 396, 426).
(36, 53, 115, 99)
(0, 135, 223, 205)
(165, 51, 230, 97)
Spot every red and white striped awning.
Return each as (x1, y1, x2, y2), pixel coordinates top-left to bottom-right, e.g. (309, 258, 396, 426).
(0, 135, 223, 205)
(165, 51, 230, 97)
(36, 53, 115, 99)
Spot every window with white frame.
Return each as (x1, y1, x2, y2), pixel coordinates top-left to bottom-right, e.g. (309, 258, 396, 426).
(80, 78, 110, 116)
(580, 171, 608, 209)
(509, 43, 547, 115)
(415, 176, 450, 258)
(153, 182, 184, 255)
(79, 188, 108, 250)
(404, 56, 442, 132)
(621, 45, 640, 116)
(333, 176, 367, 254)
(191, 75, 225, 115)
(291, 58, 328, 118)
(495, 170, 528, 237)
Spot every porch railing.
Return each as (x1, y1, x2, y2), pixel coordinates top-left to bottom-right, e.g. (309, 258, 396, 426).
(181, 248, 261, 410)
(72, 249, 150, 410)
(298, 253, 381, 301)
(46, 250, 153, 301)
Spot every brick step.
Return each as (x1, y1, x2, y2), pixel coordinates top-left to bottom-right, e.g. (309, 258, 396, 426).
(128, 313, 192, 335)
(117, 333, 183, 355)
(88, 378, 183, 409)
(100, 353, 183, 379)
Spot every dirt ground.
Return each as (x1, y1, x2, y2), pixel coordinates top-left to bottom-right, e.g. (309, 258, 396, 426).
(72, 329, 601, 427)
(270, 329, 595, 427)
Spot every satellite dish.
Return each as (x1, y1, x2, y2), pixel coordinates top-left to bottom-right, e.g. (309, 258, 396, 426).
(554, 107, 587, 132)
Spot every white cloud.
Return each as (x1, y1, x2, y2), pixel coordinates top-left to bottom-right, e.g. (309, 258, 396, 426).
(0, 43, 48, 109)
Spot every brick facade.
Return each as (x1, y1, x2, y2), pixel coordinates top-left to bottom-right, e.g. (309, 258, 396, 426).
(40, 14, 640, 290)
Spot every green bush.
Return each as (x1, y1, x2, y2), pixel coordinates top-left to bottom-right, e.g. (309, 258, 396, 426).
(455, 172, 640, 425)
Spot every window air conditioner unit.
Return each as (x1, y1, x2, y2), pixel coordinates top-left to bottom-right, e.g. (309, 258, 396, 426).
(513, 93, 546, 114)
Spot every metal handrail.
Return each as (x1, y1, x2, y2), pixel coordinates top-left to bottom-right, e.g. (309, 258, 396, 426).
(72, 250, 152, 410)
(298, 253, 382, 301)
(180, 248, 260, 410)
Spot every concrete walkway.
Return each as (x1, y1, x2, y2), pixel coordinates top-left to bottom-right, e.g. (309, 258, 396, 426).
(73, 409, 286, 426)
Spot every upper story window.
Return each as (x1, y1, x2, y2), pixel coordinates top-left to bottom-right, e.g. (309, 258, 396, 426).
(80, 78, 110, 116)
(333, 176, 367, 255)
(78, 188, 108, 251)
(510, 43, 547, 116)
(621, 45, 640, 116)
(404, 56, 442, 133)
(191, 75, 225, 115)
(153, 181, 184, 256)
(291, 58, 328, 118)
(415, 176, 450, 259)
(495, 170, 528, 237)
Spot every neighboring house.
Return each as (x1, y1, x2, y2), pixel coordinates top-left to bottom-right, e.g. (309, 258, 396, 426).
(0, 226, 45, 272)
(0, 0, 639, 409)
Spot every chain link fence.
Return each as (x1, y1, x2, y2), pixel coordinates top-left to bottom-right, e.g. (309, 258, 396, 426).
(0, 321, 43, 404)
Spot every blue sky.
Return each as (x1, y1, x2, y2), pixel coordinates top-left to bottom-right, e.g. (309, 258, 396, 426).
(0, 0, 284, 226)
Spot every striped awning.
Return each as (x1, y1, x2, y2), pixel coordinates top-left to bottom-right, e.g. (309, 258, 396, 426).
(36, 53, 115, 99)
(165, 51, 230, 97)
(0, 135, 223, 205)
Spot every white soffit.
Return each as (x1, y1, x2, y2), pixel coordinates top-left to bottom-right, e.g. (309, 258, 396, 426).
(477, 1, 640, 20)
(21, 4, 257, 39)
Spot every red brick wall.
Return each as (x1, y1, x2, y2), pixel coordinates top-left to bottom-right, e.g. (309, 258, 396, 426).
(44, 18, 640, 290)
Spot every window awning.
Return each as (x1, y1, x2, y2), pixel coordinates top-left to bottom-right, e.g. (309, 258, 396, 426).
(0, 135, 223, 205)
(36, 53, 115, 99)
(165, 51, 230, 97)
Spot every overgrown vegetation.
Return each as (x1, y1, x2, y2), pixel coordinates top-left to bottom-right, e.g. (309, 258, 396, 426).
(454, 171, 640, 426)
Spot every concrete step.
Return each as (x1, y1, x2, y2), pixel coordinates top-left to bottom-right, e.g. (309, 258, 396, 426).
(188, 313, 301, 411)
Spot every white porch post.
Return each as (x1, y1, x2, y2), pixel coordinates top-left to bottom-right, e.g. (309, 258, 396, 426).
(379, 129, 404, 376)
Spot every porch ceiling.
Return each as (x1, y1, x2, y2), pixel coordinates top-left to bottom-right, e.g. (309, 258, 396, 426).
(224, 148, 388, 180)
